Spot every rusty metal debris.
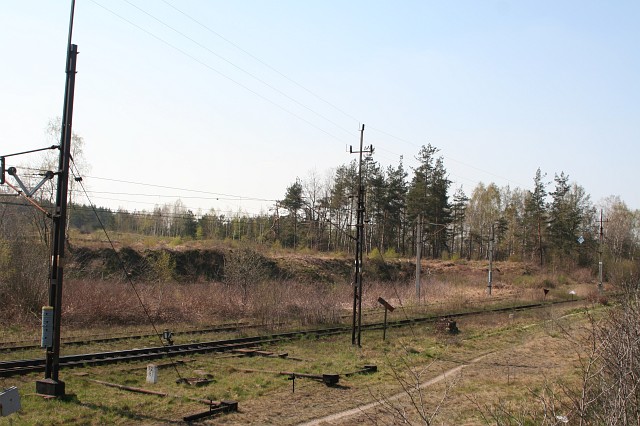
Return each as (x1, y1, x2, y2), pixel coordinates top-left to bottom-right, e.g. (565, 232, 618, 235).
(436, 318, 460, 334)
(234, 367, 340, 386)
(232, 348, 289, 358)
(183, 400, 238, 422)
(87, 378, 220, 405)
(343, 364, 378, 377)
(175, 377, 213, 386)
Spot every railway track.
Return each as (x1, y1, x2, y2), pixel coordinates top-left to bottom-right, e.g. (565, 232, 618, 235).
(0, 322, 266, 352)
(0, 299, 578, 378)
(0, 295, 521, 353)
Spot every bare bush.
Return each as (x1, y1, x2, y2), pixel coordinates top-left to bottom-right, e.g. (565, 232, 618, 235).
(0, 238, 49, 324)
(367, 348, 459, 425)
(587, 286, 640, 424)
(56, 277, 345, 328)
(477, 277, 640, 425)
(224, 245, 270, 310)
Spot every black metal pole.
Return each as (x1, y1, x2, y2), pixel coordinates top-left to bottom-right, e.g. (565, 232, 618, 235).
(351, 125, 365, 346)
(36, 0, 77, 397)
(382, 307, 388, 341)
(356, 182, 364, 346)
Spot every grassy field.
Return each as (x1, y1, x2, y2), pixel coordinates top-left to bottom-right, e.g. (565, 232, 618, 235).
(0, 255, 609, 424)
(0, 299, 601, 425)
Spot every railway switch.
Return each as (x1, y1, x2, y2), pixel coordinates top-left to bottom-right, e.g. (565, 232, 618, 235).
(162, 329, 173, 346)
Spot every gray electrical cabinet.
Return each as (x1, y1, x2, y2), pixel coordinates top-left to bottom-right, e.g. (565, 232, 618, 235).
(41, 306, 54, 347)
(0, 386, 21, 416)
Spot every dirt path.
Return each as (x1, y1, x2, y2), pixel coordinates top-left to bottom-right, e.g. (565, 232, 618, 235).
(298, 354, 490, 426)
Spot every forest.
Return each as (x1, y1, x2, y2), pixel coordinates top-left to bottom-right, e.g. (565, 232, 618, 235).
(2, 143, 637, 272)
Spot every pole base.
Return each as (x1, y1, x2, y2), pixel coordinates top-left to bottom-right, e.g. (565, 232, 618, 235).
(36, 378, 65, 397)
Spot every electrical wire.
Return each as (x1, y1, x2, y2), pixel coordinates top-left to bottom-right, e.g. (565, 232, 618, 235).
(160, 0, 361, 124)
(67, 202, 270, 221)
(89, 0, 347, 144)
(88, 0, 538, 198)
(82, 190, 269, 202)
(367, 126, 528, 189)
(88, 1, 535, 198)
(95, 1, 517, 194)
(69, 160, 186, 382)
(84, 174, 277, 202)
(2, 181, 52, 217)
(123, 0, 356, 139)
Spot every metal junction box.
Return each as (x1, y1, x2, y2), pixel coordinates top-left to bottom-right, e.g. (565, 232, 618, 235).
(0, 386, 21, 417)
(41, 306, 54, 348)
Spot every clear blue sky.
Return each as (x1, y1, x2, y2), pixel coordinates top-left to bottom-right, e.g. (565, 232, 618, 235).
(2, 1, 638, 216)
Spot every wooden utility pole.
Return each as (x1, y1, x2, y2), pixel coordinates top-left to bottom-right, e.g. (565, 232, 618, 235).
(36, 0, 77, 398)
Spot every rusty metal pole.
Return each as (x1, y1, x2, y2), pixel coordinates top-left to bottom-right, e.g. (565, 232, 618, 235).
(598, 209, 604, 293)
(487, 223, 494, 296)
(415, 214, 422, 301)
(351, 125, 366, 346)
(382, 307, 388, 341)
(36, 0, 77, 398)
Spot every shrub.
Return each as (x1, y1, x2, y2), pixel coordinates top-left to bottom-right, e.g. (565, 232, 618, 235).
(0, 239, 49, 323)
(149, 250, 176, 282)
(542, 278, 555, 289)
(368, 247, 383, 261)
(224, 245, 270, 309)
(384, 247, 400, 259)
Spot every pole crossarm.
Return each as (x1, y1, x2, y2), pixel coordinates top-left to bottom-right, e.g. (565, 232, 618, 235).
(0, 145, 59, 158)
(6, 167, 55, 198)
(2, 180, 52, 217)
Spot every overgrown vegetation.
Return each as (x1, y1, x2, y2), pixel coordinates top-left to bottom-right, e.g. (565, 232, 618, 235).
(473, 269, 640, 425)
(2, 136, 640, 423)
(5, 140, 637, 267)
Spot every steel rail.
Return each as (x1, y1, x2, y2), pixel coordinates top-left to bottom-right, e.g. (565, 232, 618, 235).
(0, 322, 268, 352)
(0, 299, 578, 378)
(0, 294, 520, 352)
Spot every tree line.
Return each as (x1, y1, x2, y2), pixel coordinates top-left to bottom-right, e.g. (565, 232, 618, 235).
(2, 144, 639, 269)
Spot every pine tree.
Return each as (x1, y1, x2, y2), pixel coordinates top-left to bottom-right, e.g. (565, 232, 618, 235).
(280, 179, 304, 249)
(524, 168, 548, 266)
(548, 172, 594, 265)
(451, 186, 468, 257)
(385, 158, 408, 254)
(406, 144, 452, 258)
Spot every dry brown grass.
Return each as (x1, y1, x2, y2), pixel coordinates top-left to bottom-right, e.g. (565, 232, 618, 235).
(54, 278, 348, 331)
(1, 253, 600, 348)
(0, 287, 606, 425)
(51, 257, 595, 331)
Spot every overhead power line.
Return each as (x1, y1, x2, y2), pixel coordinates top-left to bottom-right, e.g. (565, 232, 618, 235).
(89, 0, 348, 144)
(160, 0, 362, 124)
(81, 190, 269, 202)
(69, 161, 187, 383)
(90, 0, 533, 195)
(68, 201, 269, 220)
(84, 174, 277, 202)
(124, 0, 355, 138)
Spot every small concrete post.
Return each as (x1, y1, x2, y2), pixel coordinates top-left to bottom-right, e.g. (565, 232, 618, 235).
(146, 364, 158, 384)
